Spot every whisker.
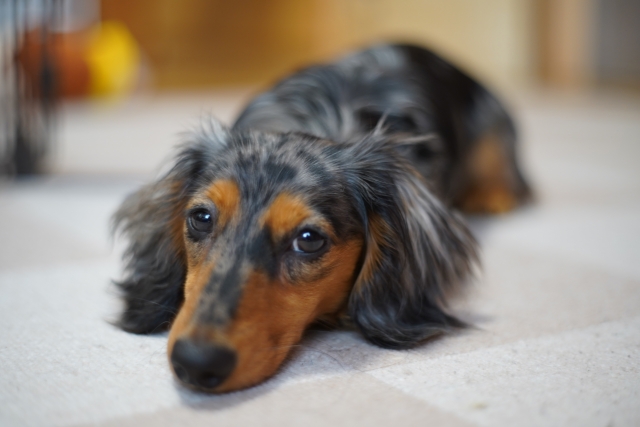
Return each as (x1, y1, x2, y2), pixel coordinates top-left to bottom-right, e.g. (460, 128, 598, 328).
(148, 320, 173, 334)
(128, 297, 179, 315)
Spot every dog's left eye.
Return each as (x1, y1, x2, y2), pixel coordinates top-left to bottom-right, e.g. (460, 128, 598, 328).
(292, 230, 326, 254)
(187, 209, 214, 235)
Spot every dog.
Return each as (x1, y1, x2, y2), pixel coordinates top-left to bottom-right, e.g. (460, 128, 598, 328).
(113, 43, 530, 393)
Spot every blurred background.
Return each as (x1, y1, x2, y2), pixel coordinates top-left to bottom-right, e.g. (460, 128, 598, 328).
(0, 0, 639, 176)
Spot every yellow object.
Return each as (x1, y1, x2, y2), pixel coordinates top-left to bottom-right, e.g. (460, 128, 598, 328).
(85, 21, 141, 97)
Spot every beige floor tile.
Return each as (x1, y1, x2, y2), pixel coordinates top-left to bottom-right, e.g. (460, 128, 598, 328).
(0, 205, 106, 270)
(368, 317, 640, 427)
(84, 373, 475, 427)
(476, 203, 640, 281)
(56, 90, 252, 175)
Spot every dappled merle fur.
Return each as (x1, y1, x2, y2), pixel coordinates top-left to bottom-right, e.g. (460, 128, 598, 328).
(114, 43, 527, 349)
(340, 132, 476, 348)
(112, 122, 230, 333)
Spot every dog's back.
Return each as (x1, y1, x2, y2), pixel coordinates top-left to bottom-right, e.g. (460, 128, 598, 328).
(234, 43, 530, 212)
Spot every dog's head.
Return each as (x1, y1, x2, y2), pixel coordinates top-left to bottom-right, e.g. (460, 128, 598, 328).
(113, 120, 476, 392)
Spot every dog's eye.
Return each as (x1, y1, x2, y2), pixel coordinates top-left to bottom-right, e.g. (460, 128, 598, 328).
(188, 209, 214, 235)
(292, 230, 326, 254)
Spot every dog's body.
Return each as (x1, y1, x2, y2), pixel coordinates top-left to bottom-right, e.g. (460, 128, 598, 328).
(114, 44, 530, 393)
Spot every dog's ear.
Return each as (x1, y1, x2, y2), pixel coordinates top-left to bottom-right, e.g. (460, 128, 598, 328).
(346, 135, 478, 349)
(112, 119, 229, 334)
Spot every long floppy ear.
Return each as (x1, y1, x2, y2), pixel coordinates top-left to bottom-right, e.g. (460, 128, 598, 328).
(345, 135, 478, 349)
(112, 119, 229, 334)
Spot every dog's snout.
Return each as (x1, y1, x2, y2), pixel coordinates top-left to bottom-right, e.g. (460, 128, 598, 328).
(170, 339, 237, 390)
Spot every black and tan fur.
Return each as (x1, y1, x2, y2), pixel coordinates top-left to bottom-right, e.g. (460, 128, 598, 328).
(113, 44, 530, 393)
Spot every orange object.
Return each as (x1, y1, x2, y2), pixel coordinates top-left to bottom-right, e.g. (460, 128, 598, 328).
(18, 30, 91, 98)
(17, 21, 141, 99)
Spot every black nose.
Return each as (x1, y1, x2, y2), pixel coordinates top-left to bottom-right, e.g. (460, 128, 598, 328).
(170, 339, 237, 390)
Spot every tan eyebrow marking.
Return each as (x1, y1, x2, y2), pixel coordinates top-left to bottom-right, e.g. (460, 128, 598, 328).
(260, 193, 314, 240)
(206, 179, 241, 227)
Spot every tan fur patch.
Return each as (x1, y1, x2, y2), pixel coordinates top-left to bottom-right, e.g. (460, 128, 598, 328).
(457, 132, 518, 214)
(215, 238, 363, 392)
(261, 193, 313, 240)
(206, 179, 241, 227)
(170, 179, 240, 347)
(355, 214, 389, 287)
(167, 257, 217, 353)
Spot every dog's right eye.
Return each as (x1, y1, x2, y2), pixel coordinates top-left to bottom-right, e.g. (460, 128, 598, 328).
(187, 209, 214, 236)
(292, 230, 327, 254)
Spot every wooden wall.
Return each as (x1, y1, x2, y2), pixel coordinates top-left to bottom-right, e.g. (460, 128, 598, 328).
(101, 0, 346, 89)
(101, 0, 537, 91)
(105, 0, 640, 92)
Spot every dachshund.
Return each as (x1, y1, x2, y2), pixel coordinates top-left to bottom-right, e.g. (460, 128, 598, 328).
(113, 43, 530, 393)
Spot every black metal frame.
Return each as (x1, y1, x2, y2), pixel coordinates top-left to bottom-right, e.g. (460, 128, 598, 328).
(1, 0, 59, 176)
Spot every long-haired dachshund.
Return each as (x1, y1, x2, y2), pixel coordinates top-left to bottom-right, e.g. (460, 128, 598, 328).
(113, 44, 530, 393)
